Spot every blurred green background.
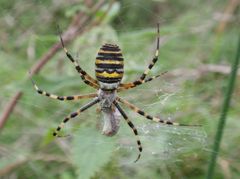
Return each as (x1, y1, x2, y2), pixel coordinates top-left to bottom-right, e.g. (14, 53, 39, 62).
(0, 0, 239, 178)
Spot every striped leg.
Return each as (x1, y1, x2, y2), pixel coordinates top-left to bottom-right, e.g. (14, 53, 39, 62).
(59, 33, 99, 89)
(117, 97, 200, 127)
(53, 97, 100, 137)
(30, 77, 97, 101)
(119, 23, 160, 90)
(113, 101, 142, 163)
(117, 71, 167, 92)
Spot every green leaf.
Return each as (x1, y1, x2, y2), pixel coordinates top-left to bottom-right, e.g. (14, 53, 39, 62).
(40, 127, 56, 147)
(71, 126, 116, 179)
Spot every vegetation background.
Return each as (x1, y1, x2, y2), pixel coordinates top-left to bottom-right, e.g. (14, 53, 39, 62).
(0, 0, 239, 178)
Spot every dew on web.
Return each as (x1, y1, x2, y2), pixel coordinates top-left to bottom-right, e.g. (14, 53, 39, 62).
(118, 123, 207, 165)
(113, 81, 208, 165)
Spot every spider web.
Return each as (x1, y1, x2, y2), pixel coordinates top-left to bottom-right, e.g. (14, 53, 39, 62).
(0, 77, 208, 167)
(0, 1, 218, 176)
(114, 82, 207, 165)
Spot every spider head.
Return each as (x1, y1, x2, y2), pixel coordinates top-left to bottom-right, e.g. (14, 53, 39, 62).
(95, 43, 124, 90)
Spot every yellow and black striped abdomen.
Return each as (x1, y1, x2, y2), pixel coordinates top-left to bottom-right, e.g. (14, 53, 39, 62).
(95, 44, 124, 84)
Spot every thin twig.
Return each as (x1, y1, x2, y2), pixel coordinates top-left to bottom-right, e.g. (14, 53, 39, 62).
(0, 92, 22, 130)
(165, 64, 240, 80)
(0, 154, 71, 176)
(216, 0, 239, 34)
(0, 158, 28, 176)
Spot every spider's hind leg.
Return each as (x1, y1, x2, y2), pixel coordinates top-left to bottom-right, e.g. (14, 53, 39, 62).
(53, 98, 100, 137)
(113, 101, 142, 163)
(116, 97, 200, 127)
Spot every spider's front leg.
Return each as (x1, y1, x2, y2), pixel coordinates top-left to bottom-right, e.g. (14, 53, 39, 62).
(117, 71, 167, 92)
(113, 101, 142, 163)
(29, 74, 97, 101)
(118, 23, 162, 91)
(59, 31, 99, 89)
(53, 97, 100, 137)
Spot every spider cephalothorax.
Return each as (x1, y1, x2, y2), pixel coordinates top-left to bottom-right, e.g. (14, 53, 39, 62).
(31, 24, 197, 162)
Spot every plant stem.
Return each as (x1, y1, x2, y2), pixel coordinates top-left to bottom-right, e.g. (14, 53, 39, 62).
(206, 35, 240, 179)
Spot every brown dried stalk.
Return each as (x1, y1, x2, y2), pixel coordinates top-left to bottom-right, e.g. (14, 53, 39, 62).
(166, 64, 240, 80)
(0, 92, 23, 129)
(30, 0, 106, 75)
(216, 0, 239, 34)
(0, 154, 71, 176)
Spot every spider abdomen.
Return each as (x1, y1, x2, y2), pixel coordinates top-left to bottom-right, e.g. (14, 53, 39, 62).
(102, 109, 121, 136)
(95, 44, 124, 88)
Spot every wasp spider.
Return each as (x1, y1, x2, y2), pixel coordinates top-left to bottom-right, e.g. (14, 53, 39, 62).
(31, 24, 197, 162)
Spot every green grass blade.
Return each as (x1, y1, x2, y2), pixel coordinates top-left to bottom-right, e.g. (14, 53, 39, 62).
(206, 34, 240, 179)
